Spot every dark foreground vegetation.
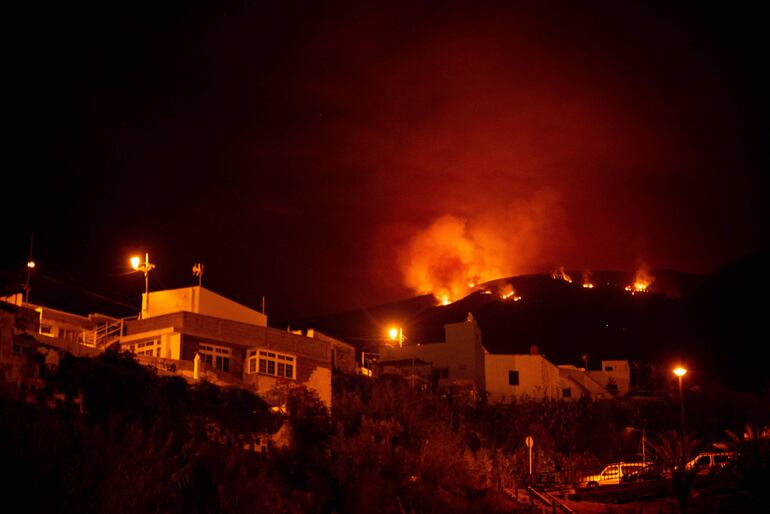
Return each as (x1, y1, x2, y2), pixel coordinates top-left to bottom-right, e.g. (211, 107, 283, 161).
(1, 351, 768, 513)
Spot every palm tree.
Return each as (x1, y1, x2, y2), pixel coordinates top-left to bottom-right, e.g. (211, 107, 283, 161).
(647, 430, 702, 514)
(713, 423, 770, 452)
(714, 424, 770, 505)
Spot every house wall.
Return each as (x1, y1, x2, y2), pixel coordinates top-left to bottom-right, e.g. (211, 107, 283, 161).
(312, 331, 356, 373)
(122, 310, 332, 408)
(588, 360, 630, 395)
(0, 305, 42, 397)
(379, 318, 485, 389)
(143, 287, 267, 327)
(485, 354, 560, 403)
(181, 336, 247, 378)
(557, 366, 609, 400)
(121, 327, 180, 359)
(556, 376, 590, 400)
(241, 330, 332, 408)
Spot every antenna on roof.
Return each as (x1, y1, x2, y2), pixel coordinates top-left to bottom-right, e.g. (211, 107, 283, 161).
(192, 263, 204, 287)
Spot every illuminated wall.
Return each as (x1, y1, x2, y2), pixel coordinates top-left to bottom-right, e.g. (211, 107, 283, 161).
(143, 286, 267, 327)
(484, 354, 561, 403)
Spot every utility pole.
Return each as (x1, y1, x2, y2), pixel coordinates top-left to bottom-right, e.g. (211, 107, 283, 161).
(130, 252, 155, 318)
(23, 233, 35, 303)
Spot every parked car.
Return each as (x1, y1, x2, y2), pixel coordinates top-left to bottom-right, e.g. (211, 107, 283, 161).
(621, 462, 663, 482)
(579, 462, 649, 487)
(685, 452, 738, 475)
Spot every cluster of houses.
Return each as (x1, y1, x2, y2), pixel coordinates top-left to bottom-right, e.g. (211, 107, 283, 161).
(1, 286, 628, 410)
(379, 313, 629, 401)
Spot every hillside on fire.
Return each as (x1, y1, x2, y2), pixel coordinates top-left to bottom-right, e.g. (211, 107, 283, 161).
(291, 250, 770, 392)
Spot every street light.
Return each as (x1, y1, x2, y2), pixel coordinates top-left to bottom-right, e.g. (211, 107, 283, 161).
(23, 260, 35, 303)
(673, 366, 688, 460)
(130, 252, 155, 319)
(23, 233, 35, 303)
(387, 327, 405, 347)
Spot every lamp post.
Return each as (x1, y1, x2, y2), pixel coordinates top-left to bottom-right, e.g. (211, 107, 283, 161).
(23, 232, 35, 303)
(24, 260, 35, 303)
(388, 327, 405, 347)
(130, 252, 155, 319)
(673, 366, 688, 460)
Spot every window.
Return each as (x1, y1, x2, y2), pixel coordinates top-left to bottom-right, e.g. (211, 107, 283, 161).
(131, 339, 161, 357)
(249, 349, 295, 379)
(508, 370, 519, 386)
(562, 388, 571, 398)
(200, 344, 231, 372)
(39, 324, 53, 336)
(605, 365, 614, 371)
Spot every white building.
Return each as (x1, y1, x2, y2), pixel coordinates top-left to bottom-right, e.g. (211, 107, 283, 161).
(380, 313, 630, 403)
(120, 286, 354, 409)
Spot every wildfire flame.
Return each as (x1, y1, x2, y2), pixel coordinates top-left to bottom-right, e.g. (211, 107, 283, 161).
(625, 266, 653, 294)
(499, 283, 522, 302)
(551, 266, 572, 283)
(582, 271, 594, 288)
(402, 215, 506, 305)
(399, 194, 564, 303)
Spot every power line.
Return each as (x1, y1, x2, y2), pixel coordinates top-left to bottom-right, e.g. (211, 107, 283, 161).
(36, 271, 138, 310)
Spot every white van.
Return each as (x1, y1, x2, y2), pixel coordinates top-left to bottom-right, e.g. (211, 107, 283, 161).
(685, 452, 737, 475)
(579, 462, 648, 487)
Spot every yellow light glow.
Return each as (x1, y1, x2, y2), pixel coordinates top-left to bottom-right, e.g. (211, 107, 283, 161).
(26, 261, 35, 269)
(130, 256, 141, 270)
(673, 367, 687, 377)
(388, 327, 399, 340)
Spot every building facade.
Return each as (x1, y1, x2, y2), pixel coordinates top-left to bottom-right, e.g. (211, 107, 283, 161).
(120, 286, 347, 408)
(379, 312, 629, 403)
(379, 314, 486, 390)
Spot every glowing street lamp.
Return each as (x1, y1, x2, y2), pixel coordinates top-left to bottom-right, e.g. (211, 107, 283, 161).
(23, 233, 35, 303)
(388, 327, 405, 347)
(674, 366, 688, 456)
(23, 260, 35, 303)
(130, 252, 155, 318)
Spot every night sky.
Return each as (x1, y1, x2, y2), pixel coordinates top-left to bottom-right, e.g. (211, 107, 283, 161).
(5, 1, 769, 320)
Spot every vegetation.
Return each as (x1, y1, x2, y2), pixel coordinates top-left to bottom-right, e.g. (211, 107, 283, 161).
(1, 351, 769, 513)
